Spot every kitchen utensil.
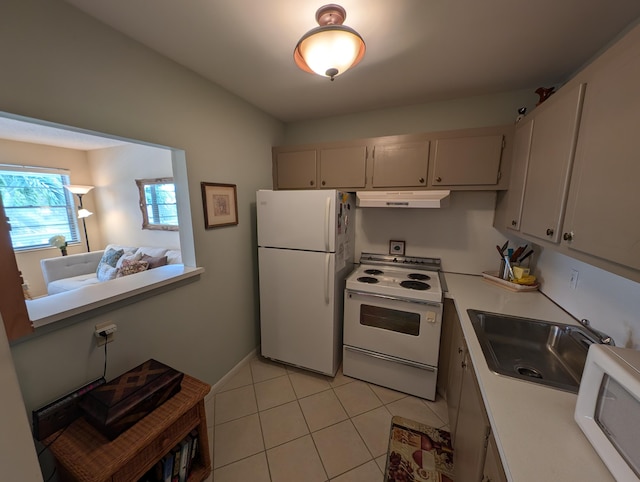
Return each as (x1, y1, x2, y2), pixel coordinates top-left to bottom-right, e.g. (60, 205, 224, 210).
(511, 245, 527, 262)
(496, 245, 506, 258)
(503, 255, 515, 280)
(500, 240, 509, 255)
(519, 249, 534, 263)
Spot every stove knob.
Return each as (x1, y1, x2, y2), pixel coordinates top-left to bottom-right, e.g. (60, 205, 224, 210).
(393, 258, 398, 262)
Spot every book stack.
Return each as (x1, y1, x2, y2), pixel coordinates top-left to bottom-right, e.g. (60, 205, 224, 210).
(139, 429, 200, 482)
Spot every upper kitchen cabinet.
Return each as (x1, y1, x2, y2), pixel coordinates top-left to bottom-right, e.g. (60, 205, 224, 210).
(494, 118, 534, 232)
(273, 149, 317, 189)
(273, 144, 367, 190)
(519, 83, 585, 244)
(430, 133, 505, 188)
(319, 145, 367, 188)
(273, 125, 513, 192)
(370, 140, 429, 188)
(562, 31, 640, 272)
(494, 22, 640, 283)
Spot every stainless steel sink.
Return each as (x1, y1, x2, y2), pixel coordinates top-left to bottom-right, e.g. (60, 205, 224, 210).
(467, 309, 600, 392)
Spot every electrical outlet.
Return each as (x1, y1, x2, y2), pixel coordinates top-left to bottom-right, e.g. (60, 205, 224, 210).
(95, 321, 117, 346)
(570, 269, 579, 290)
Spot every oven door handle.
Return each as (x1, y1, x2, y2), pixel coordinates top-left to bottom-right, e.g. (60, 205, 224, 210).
(345, 346, 436, 372)
(346, 289, 442, 307)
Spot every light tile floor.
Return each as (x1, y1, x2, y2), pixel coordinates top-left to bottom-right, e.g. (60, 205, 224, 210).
(205, 355, 450, 482)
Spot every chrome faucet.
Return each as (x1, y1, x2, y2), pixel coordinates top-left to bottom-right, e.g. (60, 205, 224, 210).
(579, 319, 615, 346)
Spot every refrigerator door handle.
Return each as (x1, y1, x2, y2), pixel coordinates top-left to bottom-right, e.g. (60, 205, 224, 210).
(324, 253, 330, 304)
(324, 196, 331, 252)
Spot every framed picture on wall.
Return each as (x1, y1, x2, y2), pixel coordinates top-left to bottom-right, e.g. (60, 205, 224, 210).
(201, 182, 238, 229)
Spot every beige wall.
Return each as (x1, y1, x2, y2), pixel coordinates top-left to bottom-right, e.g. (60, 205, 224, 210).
(0, 138, 98, 297)
(88, 143, 180, 249)
(0, 314, 42, 482)
(2, 0, 281, 447)
(283, 88, 538, 145)
(355, 191, 512, 275)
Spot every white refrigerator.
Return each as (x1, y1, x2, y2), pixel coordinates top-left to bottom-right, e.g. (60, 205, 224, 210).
(257, 189, 355, 376)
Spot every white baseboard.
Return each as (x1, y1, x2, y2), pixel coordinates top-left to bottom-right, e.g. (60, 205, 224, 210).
(207, 347, 258, 401)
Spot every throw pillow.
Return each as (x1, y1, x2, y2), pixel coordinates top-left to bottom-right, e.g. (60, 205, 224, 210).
(116, 259, 149, 278)
(96, 263, 118, 282)
(116, 250, 143, 269)
(140, 254, 168, 269)
(96, 248, 124, 275)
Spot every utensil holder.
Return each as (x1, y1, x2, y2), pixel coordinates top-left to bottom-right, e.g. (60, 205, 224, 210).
(499, 259, 509, 280)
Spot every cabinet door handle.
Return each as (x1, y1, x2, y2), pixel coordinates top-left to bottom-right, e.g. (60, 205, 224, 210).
(435, 176, 442, 182)
(310, 180, 314, 186)
(511, 220, 517, 227)
(419, 177, 425, 184)
(563, 231, 574, 241)
(461, 360, 467, 369)
(546, 228, 554, 236)
(321, 180, 326, 186)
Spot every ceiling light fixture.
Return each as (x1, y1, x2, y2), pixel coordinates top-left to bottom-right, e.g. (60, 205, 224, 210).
(294, 4, 366, 81)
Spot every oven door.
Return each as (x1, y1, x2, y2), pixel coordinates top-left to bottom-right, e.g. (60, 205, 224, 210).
(343, 289, 442, 367)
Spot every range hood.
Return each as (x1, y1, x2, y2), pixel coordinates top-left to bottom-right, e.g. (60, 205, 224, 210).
(356, 190, 450, 208)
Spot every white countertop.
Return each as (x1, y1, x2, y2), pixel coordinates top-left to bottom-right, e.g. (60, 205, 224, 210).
(443, 272, 614, 482)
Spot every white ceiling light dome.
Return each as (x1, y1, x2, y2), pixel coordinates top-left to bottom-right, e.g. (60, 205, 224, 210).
(294, 4, 366, 81)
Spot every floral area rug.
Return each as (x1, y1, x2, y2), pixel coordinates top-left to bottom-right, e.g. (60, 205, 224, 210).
(385, 415, 454, 482)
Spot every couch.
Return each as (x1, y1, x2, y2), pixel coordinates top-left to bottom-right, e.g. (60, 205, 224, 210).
(40, 244, 182, 295)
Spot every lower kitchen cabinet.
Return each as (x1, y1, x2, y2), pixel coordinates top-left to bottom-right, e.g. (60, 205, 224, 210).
(483, 432, 508, 482)
(446, 304, 466, 443)
(454, 354, 492, 482)
(446, 309, 506, 482)
(437, 299, 456, 400)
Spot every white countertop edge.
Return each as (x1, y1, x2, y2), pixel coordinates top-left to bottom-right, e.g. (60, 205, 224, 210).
(27, 265, 204, 328)
(443, 272, 614, 482)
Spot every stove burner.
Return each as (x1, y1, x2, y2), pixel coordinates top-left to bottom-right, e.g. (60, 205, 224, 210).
(408, 273, 431, 281)
(357, 276, 379, 284)
(400, 280, 430, 291)
(364, 269, 384, 275)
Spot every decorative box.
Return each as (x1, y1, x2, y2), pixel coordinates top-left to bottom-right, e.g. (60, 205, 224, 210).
(78, 359, 183, 440)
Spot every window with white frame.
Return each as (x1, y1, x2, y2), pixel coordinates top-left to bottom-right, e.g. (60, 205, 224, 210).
(0, 165, 80, 250)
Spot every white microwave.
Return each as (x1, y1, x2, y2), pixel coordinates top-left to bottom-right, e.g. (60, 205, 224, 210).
(575, 344, 640, 481)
